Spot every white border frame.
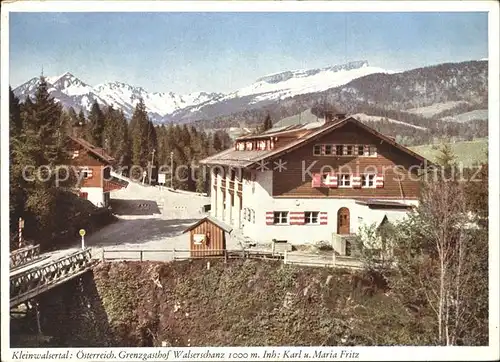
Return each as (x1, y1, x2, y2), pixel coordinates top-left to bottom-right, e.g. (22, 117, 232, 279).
(1, 2, 499, 361)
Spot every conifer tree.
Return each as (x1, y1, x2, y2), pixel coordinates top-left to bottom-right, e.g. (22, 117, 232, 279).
(130, 99, 150, 178)
(87, 101, 105, 147)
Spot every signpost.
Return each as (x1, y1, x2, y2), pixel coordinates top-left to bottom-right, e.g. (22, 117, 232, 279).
(158, 173, 166, 190)
(79, 229, 86, 250)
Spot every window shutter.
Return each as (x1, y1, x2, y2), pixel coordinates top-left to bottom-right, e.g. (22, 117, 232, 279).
(266, 212, 274, 225)
(352, 175, 362, 188)
(332, 145, 337, 156)
(364, 145, 370, 156)
(319, 212, 328, 225)
(290, 212, 305, 225)
(311, 173, 322, 188)
(320, 145, 326, 155)
(327, 174, 338, 188)
(376, 174, 384, 188)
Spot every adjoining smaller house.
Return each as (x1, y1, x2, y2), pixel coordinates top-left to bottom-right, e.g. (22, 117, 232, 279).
(183, 216, 233, 258)
(66, 135, 124, 208)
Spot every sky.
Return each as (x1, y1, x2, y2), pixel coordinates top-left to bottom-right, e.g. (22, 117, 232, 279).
(10, 12, 488, 94)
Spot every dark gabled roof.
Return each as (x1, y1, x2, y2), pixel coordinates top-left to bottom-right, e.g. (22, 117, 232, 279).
(183, 216, 233, 234)
(200, 116, 430, 168)
(68, 136, 115, 164)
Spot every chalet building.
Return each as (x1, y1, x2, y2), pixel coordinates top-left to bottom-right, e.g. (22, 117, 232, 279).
(200, 115, 429, 255)
(67, 135, 121, 208)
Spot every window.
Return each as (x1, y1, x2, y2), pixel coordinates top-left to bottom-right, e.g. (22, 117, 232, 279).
(313, 145, 321, 155)
(243, 208, 248, 221)
(369, 145, 377, 156)
(346, 145, 354, 156)
(305, 211, 319, 225)
(273, 211, 289, 225)
(80, 167, 92, 179)
(362, 174, 376, 188)
(72, 150, 79, 159)
(324, 145, 332, 155)
(251, 210, 256, 223)
(357, 146, 364, 156)
(336, 145, 343, 155)
(339, 174, 351, 187)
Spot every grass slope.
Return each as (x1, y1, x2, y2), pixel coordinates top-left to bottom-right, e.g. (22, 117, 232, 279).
(91, 259, 434, 347)
(410, 138, 488, 167)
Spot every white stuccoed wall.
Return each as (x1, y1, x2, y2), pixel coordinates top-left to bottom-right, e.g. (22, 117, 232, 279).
(80, 187, 105, 208)
(239, 170, 418, 245)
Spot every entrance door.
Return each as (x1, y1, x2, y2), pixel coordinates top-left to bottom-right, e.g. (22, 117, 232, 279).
(337, 207, 350, 235)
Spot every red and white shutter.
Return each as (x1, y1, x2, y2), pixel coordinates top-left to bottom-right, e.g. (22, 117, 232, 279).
(319, 212, 328, 225)
(376, 174, 384, 188)
(290, 212, 305, 225)
(352, 175, 362, 188)
(320, 144, 326, 155)
(311, 173, 322, 188)
(266, 212, 274, 225)
(332, 145, 337, 156)
(327, 174, 338, 188)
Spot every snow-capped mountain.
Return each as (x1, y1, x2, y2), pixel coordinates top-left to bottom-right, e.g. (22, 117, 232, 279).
(13, 60, 391, 123)
(13, 72, 223, 123)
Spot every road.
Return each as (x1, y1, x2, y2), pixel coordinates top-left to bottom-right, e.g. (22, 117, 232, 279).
(81, 182, 215, 260)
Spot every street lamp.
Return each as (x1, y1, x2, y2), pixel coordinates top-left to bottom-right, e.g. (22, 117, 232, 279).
(149, 148, 155, 185)
(170, 151, 174, 189)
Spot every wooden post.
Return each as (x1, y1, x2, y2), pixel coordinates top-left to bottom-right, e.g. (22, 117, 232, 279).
(35, 302, 42, 335)
(140, 250, 143, 262)
(18, 217, 23, 248)
(284, 250, 288, 265)
(101, 248, 105, 262)
(172, 248, 176, 260)
(224, 249, 227, 263)
(332, 251, 336, 267)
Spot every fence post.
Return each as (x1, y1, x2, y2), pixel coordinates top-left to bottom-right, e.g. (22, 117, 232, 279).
(284, 250, 288, 265)
(140, 250, 143, 262)
(101, 248, 105, 262)
(224, 249, 227, 263)
(173, 248, 176, 260)
(332, 251, 336, 267)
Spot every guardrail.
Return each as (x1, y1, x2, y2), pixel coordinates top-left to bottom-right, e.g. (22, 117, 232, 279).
(10, 248, 95, 308)
(101, 248, 283, 262)
(101, 248, 362, 269)
(10, 245, 41, 269)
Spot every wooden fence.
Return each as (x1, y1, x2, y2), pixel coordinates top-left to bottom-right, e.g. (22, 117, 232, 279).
(100, 248, 363, 269)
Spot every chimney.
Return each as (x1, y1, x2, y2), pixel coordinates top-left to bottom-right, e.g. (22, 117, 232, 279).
(325, 112, 347, 123)
(72, 122, 84, 138)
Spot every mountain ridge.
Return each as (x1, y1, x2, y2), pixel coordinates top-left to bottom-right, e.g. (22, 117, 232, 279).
(13, 59, 487, 126)
(13, 60, 389, 123)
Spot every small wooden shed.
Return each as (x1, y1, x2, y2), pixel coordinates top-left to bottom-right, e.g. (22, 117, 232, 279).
(183, 216, 233, 258)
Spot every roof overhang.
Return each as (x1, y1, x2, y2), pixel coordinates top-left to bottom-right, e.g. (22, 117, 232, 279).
(355, 199, 415, 209)
(183, 216, 233, 234)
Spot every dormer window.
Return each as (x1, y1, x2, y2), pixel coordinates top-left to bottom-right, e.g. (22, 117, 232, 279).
(72, 150, 79, 159)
